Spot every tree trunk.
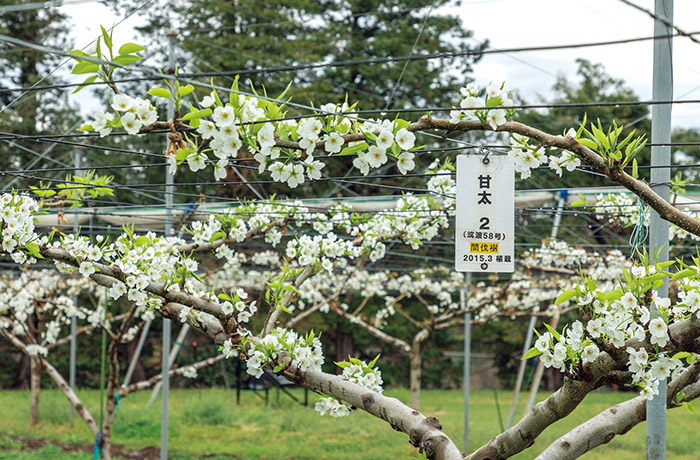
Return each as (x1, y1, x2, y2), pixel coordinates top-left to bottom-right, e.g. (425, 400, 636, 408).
(409, 329, 431, 410)
(29, 355, 40, 425)
(101, 333, 122, 460)
(409, 345, 422, 409)
(335, 327, 354, 373)
(14, 353, 30, 389)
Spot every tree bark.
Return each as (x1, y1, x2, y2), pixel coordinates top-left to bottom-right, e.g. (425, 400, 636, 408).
(29, 355, 40, 425)
(161, 302, 462, 460)
(100, 339, 121, 460)
(0, 330, 99, 436)
(409, 345, 422, 410)
(410, 329, 431, 410)
(537, 360, 700, 460)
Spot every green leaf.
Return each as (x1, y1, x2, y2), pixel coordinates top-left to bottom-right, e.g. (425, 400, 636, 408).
(147, 87, 171, 98)
(73, 75, 98, 94)
(176, 148, 191, 161)
(555, 290, 576, 305)
(24, 242, 43, 259)
(77, 124, 94, 132)
(68, 49, 90, 60)
(134, 236, 149, 246)
(71, 62, 99, 75)
(273, 364, 284, 373)
(178, 84, 195, 97)
(544, 324, 561, 341)
(339, 141, 368, 156)
(217, 292, 231, 301)
(523, 346, 542, 360)
(642, 273, 667, 284)
(577, 138, 597, 150)
(683, 402, 697, 414)
(180, 108, 212, 121)
(632, 158, 639, 178)
(672, 352, 691, 360)
(118, 43, 145, 55)
(100, 25, 112, 50)
(112, 55, 143, 66)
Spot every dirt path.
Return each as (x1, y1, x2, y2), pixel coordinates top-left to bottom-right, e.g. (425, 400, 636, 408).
(0, 433, 240, 459)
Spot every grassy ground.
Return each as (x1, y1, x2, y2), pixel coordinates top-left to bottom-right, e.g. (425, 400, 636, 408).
(0, 387, 698, 459)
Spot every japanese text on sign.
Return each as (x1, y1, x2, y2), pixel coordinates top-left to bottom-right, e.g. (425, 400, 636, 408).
(455, 155, 514, 273)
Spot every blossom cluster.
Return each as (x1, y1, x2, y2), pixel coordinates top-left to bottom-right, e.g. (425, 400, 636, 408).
(82, 80, 539, 188)
(0, 270, 101, 352)
(0, 193, 44, 264)
(508, 132, 581, 179)
(521, 238, 628, 281)
(315, 357, 383, 418)
(223, 328, 323, 379)
(532, 258, 700, 399)
(449, 82, 513, 130)
(88, 94, 158, 137)
(594, 192, 700, 242)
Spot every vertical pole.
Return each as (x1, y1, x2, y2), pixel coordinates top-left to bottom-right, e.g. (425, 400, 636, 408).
(149, 324, 191, 405)
(69, 151, 81, 428)
(161, 28, 178, 460)
(648, 1, 672, 458)
(549, 190, 567, 240)
(506, 190, 566, 427)
(122, 318, 152, 388)
(505, 314, 537, 429)
(462, 272, 472, 454)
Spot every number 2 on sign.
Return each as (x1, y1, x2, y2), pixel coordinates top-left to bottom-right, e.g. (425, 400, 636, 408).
(479, 217, 490, 230)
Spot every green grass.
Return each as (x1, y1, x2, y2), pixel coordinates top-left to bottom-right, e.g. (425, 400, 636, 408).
(0, 387, 698, 459)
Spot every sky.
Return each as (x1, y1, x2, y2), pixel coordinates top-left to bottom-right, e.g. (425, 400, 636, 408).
(55, 0, 700, 129)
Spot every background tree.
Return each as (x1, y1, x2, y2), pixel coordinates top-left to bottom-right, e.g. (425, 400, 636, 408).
(101, 0, 487, 200)
(0, 1, 80, 172)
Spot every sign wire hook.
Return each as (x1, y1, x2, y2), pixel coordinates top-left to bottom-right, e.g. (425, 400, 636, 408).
(479, 145, 492, 165)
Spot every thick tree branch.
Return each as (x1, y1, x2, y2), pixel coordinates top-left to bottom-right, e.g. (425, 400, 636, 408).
(160, 302, 460, 460)
(466, 314, 700, 459)
(536, 359, 700, 460)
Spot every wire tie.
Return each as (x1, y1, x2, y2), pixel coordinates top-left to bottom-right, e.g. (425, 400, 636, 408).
(480, 146, 492, 165)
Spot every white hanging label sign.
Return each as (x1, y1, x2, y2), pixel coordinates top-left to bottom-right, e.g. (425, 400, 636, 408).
(455, 154, 514, 273)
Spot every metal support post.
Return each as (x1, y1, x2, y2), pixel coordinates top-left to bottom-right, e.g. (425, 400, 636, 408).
(122, 318, 152, 388)
(69, 151, 81, 428)
(505, 314, 537, 429)
(149, 324, 191, 405)
(161, 28, 178, 460)
(648, 1, 673, 458)
(506, 190, 566, 427)
(462, 272, 472, 454)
